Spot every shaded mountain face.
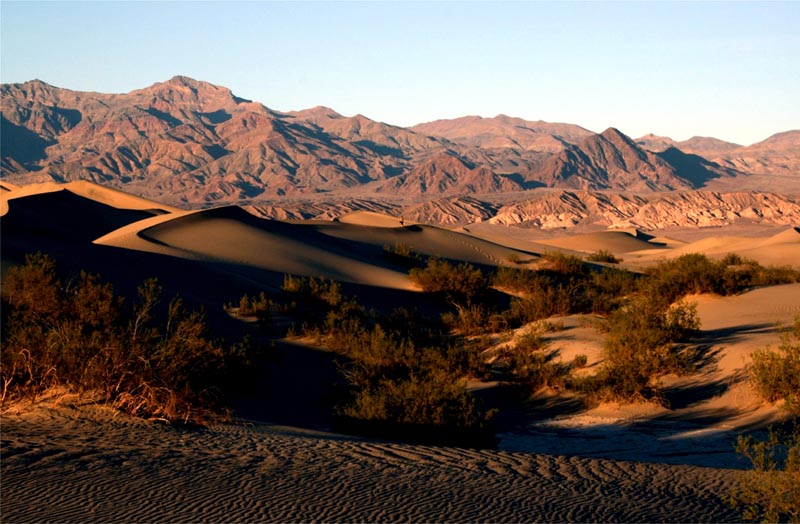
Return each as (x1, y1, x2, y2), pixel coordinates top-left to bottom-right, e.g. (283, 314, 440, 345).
(525, 128, 733, 191)
(1, 77, 797, 208)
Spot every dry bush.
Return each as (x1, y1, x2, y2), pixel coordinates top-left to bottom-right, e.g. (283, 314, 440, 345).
(409, 258, 489, 305)
(586, 249, 622, 264)
(749, 317, 800, 416)
(730, 421, 800, 523)
(540, 251, 587, 276)
(581, 297, 700, 403)
(1, 253, 260, 423)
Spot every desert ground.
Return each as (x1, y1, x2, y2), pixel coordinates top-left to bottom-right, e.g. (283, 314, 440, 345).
(2, 181, 799, 522)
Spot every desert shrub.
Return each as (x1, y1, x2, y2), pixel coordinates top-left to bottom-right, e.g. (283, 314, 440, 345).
(228, 291, 273, 318)
(585, 296, 700, 403)
(492, 327, 570, 393)
(1, 254, 260, 423)
(585, 268, 638, 315)
(749, 317, 800, 415)
(383, 242, 424, 268)
(505, 253, 522, 264)
(340, 372, 484, 429)
(442, 304, 504, 336)
(730, 421, 800, 523)
(541, 251, 587, 276)
(643, 253, 722, 303)
(644, 253, 800, 301)
(505, 285, 572, 325)
(586, 249, 622, 264)
(572, 354, 588, 369)
(409, 258, 489, 305)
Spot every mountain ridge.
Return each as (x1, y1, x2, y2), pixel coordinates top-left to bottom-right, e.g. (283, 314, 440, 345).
(2, 77, 798, 220)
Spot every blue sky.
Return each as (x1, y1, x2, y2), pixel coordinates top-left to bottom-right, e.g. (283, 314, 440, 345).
(2, 1, 798, 145)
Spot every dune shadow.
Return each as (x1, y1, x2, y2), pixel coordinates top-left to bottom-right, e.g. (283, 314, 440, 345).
(700, 322, 776, 344)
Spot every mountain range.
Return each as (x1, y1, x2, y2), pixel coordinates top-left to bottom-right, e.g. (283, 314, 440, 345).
(2, 76, 799, 229)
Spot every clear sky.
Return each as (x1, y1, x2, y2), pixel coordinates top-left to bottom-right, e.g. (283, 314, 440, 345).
(1, 1, 798, 145)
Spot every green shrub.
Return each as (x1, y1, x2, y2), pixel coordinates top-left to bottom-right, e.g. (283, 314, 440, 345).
(587, 297, 700, 403)
(586, 249, 622, 264)
(730, 421, 800, 523)
(541, 251, 587, 276)
(1, 254, 260, 423)
(749, 317, 800, 415)
(410, 259, 489, 305)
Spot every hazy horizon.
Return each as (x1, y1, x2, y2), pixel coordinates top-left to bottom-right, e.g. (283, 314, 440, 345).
(1, 1, 798, 146)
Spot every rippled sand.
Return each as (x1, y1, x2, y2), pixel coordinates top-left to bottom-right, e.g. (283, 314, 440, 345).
(1, 405, 739, 523)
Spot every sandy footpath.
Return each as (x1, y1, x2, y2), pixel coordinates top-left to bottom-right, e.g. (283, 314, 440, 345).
(1, 404, 739, 523)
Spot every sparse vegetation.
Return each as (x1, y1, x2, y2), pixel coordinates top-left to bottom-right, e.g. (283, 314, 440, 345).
(1, 253, 262, 423)
(409, 258, 490, 305)
(581, 297, 700, 403)
(383, 242, 424, 268)
(730, 421, 800, 523)
(749, 316, 800, 416)
(586, 249, 622, 264)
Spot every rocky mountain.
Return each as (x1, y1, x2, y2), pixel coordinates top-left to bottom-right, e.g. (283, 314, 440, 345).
(1, 77, 459, 203)
(636, 134, 742, 156)
(240, 190, 800, 231)
(525, 128, 733, 192)
(2, 76, 798, 217)
(374, 152, 525, 196)
(410, 114, 592, 152)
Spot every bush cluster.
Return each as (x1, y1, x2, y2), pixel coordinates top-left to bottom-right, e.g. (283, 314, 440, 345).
(749, 316, 800, 416)
(644, 253, 800, 304)
(731, 421, 799, 523)
(586, 249, 622, 264)
(1, 253, 259, 423)
(581, 298, 700, 403)
(409, 258, 489, 305)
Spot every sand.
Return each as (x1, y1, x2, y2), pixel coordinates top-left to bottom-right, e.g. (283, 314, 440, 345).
(3, 180, 799, 522)
(1, 402, 739, 523)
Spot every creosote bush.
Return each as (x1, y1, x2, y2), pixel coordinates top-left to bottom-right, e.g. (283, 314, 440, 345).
(749, 316, 800, 416)
(409, 258, 489, 305)
(586, 249, 622, 264)
(730, 421, 799, 523)
(1, 253, 260, 423)
(581, 297, 701, 403)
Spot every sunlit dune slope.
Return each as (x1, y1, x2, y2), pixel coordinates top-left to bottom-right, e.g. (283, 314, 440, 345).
(535, 229, 669, 254)
(99, 206, 415, 290)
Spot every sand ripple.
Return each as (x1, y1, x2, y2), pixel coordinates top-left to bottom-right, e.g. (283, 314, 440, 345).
(1, 406, 740, 523)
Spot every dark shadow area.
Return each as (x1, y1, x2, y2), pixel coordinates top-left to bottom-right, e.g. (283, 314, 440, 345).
(0, 115, 54, 168)
(202, 144, 229, 160)
(331, 415, 498, 449)
(700, 323, 776, 345)
(199, 109, 232, 125)
(662, 374, 742, 410)
(142, 107, 182, 127)
(480, 389, 588, 433)
(354, 139, 404, 159)
(232, 339, 349, 430)
(502, 172, 546, 190)
(1, 189, 157, 242)
(657, 147, 724, 188)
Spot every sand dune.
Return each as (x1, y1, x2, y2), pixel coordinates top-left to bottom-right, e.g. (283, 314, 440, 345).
(1, 403, 739, 523)
(336, 210, 406, 227)
(537, 230, 668, 254)
(4, 181, 800, 522)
